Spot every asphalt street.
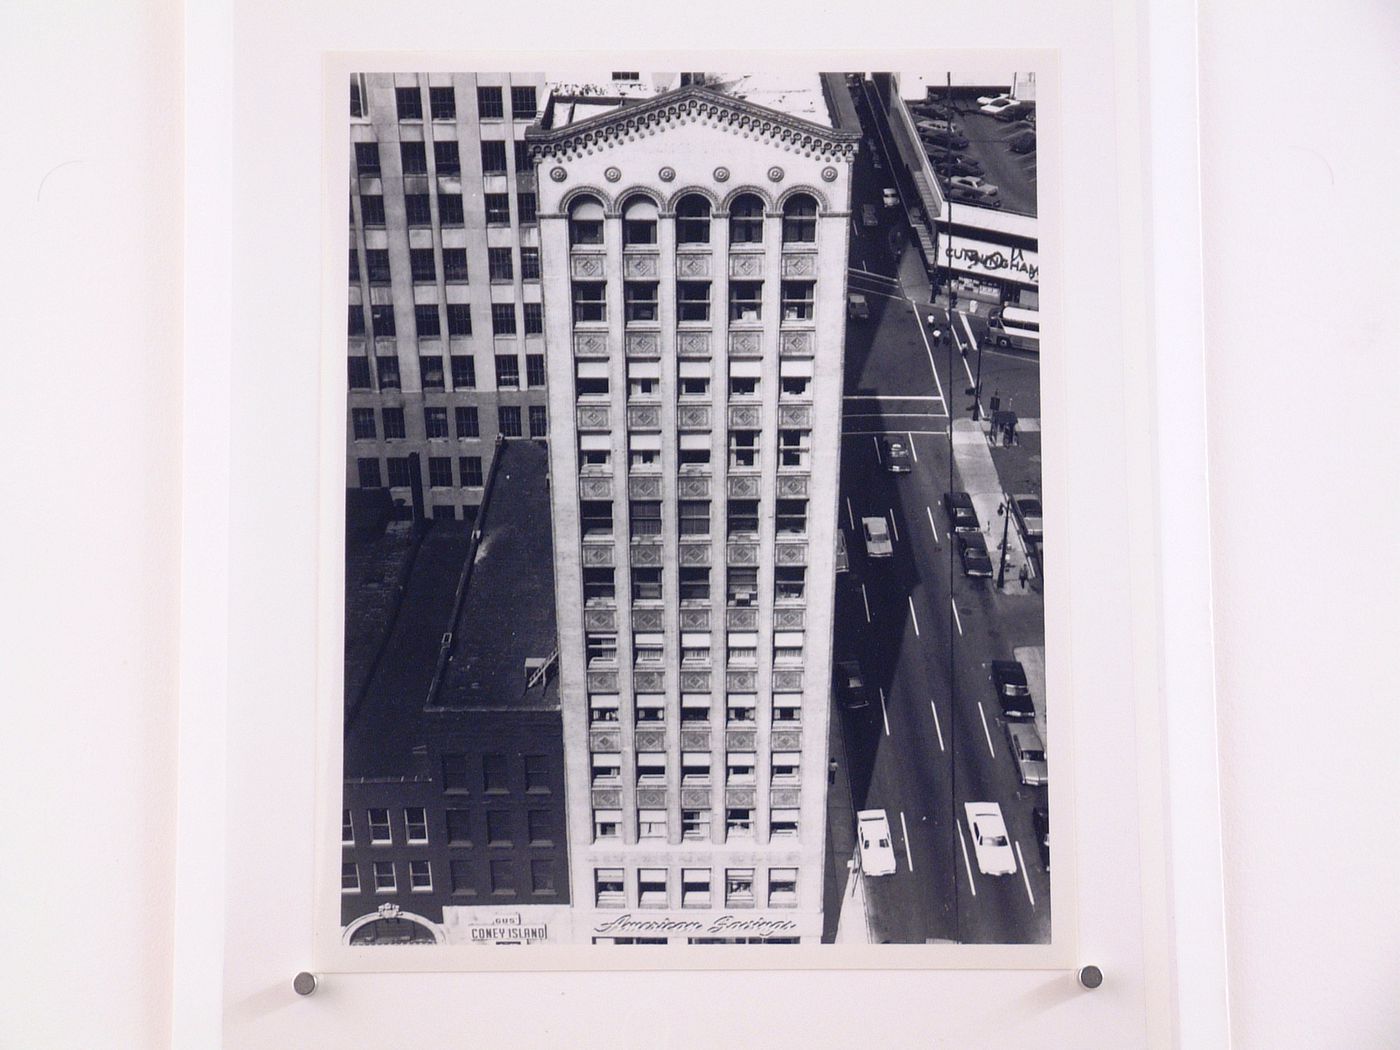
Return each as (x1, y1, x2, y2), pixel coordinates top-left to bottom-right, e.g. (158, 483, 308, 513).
(826, 78, 1049, 945)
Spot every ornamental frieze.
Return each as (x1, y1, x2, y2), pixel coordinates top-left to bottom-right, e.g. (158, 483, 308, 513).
(772, 669, 804, 691)
(727, 543, 758, 566)
(726, 607, 757, 630)
(625, 331, 661, 358)
(630, 543, 663, 566)
(577, 404, 610, 430)
(773, 608, 804, 630)
(771, 730, 803, 751)
(631, 607, 663, 632)
(635, 728, 666, 751)
(679, 670, 711, 692)
(680, 786, 711, 808)
(636, 787, 668, 808)
(725, 729, 757, 751)
(633, 670, 665, 692)
(779, 331, 813, 356)
(677, 475, 710, 499)
(587, 669, 619, 692)
(728, 253, 764, 278)
(579, 476, 612, 499)
(574, 331, 609, 356)
(677, 404, 711, 429)
(724, 786, 756, 808)
(727, 669, 757, 692)
(728, 404, 761, 428)
(727, 474, 760, 498)
(675, 254, 710, 278)
(584, 608, 617, 632)
(780, 253, 817, 277)
(627, 404, 662, 430)
(770, 787, 803, 808)
(677, 331, 711, 357)
(778, 404, 811, 427)
(581, 544, 614, 567)
(628, 475, 662, 499)
(623, 254, 659, 278)
(776, 543, 808, 566)
(571, 254, 607, 279)
(679, 608, 710, 631)
(679, 542, 710, 565)
(729, 331, 762, 357)
(589, 729, 622, 752)
(776, 475, 807, 497)
(591, 787, 622, 808)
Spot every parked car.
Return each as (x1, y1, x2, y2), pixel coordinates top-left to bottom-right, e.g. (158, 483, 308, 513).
(958, 532, 993, 577)
(1033, 806, 1050, 871)
(991, 659, 1036, 721)
(861, 203, 879, 227)
(994, 101, 1035, 123)
(911, 100, 956, 120)
(917, 117, 959, 135)
(834, 660, 874, 710)
(857, 809, 898, 876)
(922, 129, 969, 151)
(1010, 493, 1043, 542)
(979, 96, 1020, 117)
(943, 491, 980, 532)
(880, 437, 913, 473)
(881, 186, 899, 207)
(1006, 723, 1048, 786)
(1009, 130, 1036, 154)
(862, 516, 893, 558)
(835, 528, 850, 573)
(964, 802, 1017, 876)
(946, 184, 1003, 208)
(977, 92, 1013, 107)
(931, 152, 986, 177)
(949, 175, 999, 196)
(846, 292, 869, 322)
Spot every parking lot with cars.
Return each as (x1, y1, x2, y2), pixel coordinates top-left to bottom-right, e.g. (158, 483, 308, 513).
(824, 76, 1049, 945)
(908, 89, 1038, 218)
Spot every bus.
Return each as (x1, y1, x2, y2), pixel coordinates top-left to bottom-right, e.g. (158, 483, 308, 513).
(988, 305, 1040, 352)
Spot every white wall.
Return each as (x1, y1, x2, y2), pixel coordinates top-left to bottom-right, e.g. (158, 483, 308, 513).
(2, 1, 183, 1048)
(1198, 1, 1400, 1046)
(6, 0, 1400, 1046)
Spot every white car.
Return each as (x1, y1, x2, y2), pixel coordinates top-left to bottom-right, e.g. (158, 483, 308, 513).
(881, 186, 899, 207)
(949, 175, 999, 196)
(857, 809, 897, 876)
(862, 516, 893, 558)
(979, 96, 1019, 117)
(964, 802, 1017, 876)
(977, 92, 1013, 106)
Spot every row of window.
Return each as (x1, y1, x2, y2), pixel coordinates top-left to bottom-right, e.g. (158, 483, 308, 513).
(587, 692, 803, 727)
(578, 498, 807, 542)
(342, 856, 556, 897)
(570, 280, 815, 325)
(352, 401, 544, 441)
(578, 430, 812, 473)
(572, 363, 814, 403)
(568, 194, 819, 248)
(342, 807, 557, 849)
(350, 354, 547, 393)
(584, 626, 804, 669)
(348, 301, 541, 339)
(355, 140, 536, 180)
(439, 752, 551, 795)
(352, 81, 537, 123)
(350, 243, 540, 284)
(592, 806, 801, 845)
(580, 566, 807, 608)
(593, 865, 798, 910)
(590, 751, 802, 786)
(354, 188, 538, 228)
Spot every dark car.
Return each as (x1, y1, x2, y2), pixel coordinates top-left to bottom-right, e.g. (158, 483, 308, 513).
(943, 491, 980, 532)
(991, 659, 1035, 721)
(932, 153, 986, 177)
(1009, 130, 1036, 154)
(880, 437, 913, 473)
(834, 660, 874, 710)
(958, 532, 993, 578)
(1032, 806, 1050, 871)
(922, 129, 969, 151)
(911, 100, 956, 121)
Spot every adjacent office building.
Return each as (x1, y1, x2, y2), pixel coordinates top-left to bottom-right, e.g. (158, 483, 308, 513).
(347, 73, 550, 523)
(527, 77, 858, 943)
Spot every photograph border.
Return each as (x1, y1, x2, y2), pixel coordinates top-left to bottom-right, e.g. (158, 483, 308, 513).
(313, 47, 1078, 973)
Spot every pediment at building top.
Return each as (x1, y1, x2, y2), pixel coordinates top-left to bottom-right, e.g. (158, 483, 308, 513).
(524, 85, 859, 166)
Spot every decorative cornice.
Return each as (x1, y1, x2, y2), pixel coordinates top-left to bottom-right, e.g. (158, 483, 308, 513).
(525, 85, 860, 165)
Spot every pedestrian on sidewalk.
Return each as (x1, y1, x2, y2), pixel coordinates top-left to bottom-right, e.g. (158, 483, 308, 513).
(1019, 564, 1029, 590)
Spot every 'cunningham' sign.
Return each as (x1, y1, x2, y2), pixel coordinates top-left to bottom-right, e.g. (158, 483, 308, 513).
(593, 913, 799, 939)
(942, 235, 1040, 285)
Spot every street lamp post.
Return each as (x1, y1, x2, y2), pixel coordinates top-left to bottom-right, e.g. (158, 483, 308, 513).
(996, 499, 1012, 589)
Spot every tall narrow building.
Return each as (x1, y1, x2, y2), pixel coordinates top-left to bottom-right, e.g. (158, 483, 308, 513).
(528, 79, 857, 943)
(347, 73, 549, 524)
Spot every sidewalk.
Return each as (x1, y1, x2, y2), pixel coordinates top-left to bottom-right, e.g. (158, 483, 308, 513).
(823, 686, 873, 944)
(950, 417, 1036, 595)
(1014, 644, 1048, 749)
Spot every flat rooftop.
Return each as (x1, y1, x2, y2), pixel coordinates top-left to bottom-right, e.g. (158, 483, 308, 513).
(539, 71, 834, 130)
(435, 439, 559, 711)
(343, 439, 558, 779)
